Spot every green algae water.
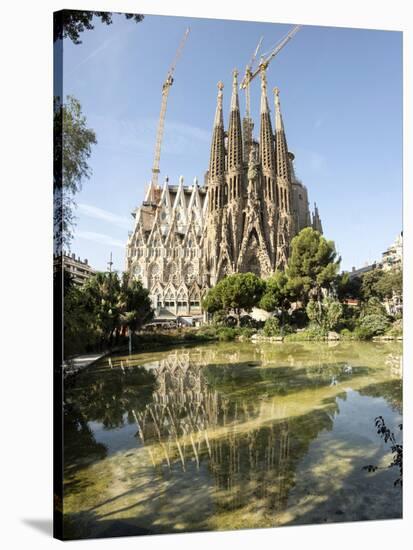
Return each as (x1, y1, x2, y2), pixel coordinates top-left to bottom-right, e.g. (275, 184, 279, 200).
(63, 341, 402, 539)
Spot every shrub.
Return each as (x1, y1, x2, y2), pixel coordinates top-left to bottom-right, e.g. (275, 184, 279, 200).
(386, 319, 403, 338)
(217, 327, 237, 341)
(263, 317, 280, 337)
(353, 325, 374, 340)
(237, 327, 257, 338)
(360, 297, 387, 318)
(359, 313, 390, 338)
(289, 308, 308, 329)
(240, 315, 261, 329)
(306, 296, 343, 331)
(284, 325, 327, 341)
(280, 323, 294, 336)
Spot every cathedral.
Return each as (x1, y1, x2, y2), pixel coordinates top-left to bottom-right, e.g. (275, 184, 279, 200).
(125, 69, 322, 322)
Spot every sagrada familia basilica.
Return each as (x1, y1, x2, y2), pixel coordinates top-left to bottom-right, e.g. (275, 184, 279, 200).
(125, 69, 322, 322)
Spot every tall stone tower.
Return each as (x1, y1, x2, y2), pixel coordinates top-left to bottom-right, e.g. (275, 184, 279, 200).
(202, 68, 323, 287)
(274, 87, 294, 270)
(126, 68, 323, 320)
(204, 81, 226, 287)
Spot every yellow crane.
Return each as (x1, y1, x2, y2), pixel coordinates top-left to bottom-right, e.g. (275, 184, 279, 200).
(240, 36, 263, 162)
(242, 36, 263, 122)
(151, 27, 190, 192)
(240, 25, 301, 139)
(240, 24, 301, 94)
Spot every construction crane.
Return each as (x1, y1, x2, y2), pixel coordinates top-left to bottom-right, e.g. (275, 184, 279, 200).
(150, 27, 190, 194)
(240, 37, 263, 162)
(241, 36, 263, 121)
(241, 24, 301, 87)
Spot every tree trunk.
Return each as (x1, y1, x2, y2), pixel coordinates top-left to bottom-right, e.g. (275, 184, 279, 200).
(128, 327, 132, 355)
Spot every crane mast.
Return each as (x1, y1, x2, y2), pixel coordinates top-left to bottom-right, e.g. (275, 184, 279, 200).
(150, 27, 190, 196)
(240, 37, 263, 162)
(250, 24, 301, 80)
(240, 25, 300, 162)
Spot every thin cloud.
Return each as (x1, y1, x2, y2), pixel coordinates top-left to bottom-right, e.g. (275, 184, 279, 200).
(91, 115, 210, 155)
(78, 203, 131, 229)
(314, 118, 323, 129)
(77, 231, 125, 249)
(309, 151, 326, 171)
(67, 23, 136, 76)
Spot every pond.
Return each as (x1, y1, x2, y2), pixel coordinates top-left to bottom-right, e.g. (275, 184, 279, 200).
(63, 341, 402, 539)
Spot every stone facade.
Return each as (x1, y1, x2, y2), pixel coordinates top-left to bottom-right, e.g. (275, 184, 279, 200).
(126, 69, 322, 319)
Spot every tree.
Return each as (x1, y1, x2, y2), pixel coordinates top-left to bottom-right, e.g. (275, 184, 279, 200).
(263, 317, 280, 337)
(374, 269, 402, 301)
(286, 227, 340, 303)
(65, 271, 154, 354)
(82, 272, 121, 349)
(360, 269, 385, 302)
(336, 271, 362, 301)
(259, 271, 288, 312)
(62, 271, 99, 358)
(119, 273, 153, 353)
(358, 313, 390, 338)
(54, 95, 97, 252)
(306, 296, 343, 331)
(54, 10, 144, 44)
(202, 273, 265, 326)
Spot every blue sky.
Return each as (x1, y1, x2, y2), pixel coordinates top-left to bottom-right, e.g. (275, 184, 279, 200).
(61, 12, 402, 273)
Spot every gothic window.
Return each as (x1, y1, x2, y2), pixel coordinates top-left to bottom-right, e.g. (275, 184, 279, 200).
(133, 264, 143, 279)
(189, 286, 201, 309)
(164, 287, 176, 308)
(185, 263, 196, 285)
(148, 263, 160, 289)
(177, 288, 188, 311)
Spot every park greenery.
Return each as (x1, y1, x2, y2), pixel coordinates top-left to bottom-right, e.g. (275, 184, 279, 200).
(54, 95, 97, 252)
(54, 10, 144, 44)
(63, 271, 153, 358)
(202, 227, 402, 342)
(62, 227, 402, 357)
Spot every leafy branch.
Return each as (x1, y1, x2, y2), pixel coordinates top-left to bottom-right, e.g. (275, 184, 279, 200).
(363, 416, 403, 487)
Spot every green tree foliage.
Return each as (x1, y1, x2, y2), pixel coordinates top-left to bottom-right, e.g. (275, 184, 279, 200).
(336, 271, 362, 301)
(54, 95, 97, 252)
(286, 228, 341, 303)
(358, 314, 390, 339)
(259, 271, 288, 312)
(202, 273, 265, 326)
(374, 269, 402, 301)
(82, 272, 121, 347)
(263, 317, 280, 337)
(63, 271, 100, 357)
(360, 297, 388, 318)
(306, 296, 343, 331)
(118, 273, 154, 352)
(360, 269, 385, 302)
(54, 10, 144, 44)
(64, 271, 153, 357)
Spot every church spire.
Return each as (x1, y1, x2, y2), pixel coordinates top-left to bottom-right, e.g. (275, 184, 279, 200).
(227, 69, 243, 175)
(312, 202, 323, 234)
(208, 82, 226, 212)
(274, 87, 291, 182)
(259, 67, 276, 198)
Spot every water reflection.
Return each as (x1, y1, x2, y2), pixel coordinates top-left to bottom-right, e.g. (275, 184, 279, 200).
(63, 342, 402, 538)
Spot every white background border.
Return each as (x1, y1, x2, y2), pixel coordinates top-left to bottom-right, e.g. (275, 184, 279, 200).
(0, 0, 411, 548)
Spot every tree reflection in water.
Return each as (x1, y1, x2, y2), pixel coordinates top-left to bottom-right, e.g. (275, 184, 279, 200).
(63, 342, 403, 537)
(127, 350, 343, 515)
